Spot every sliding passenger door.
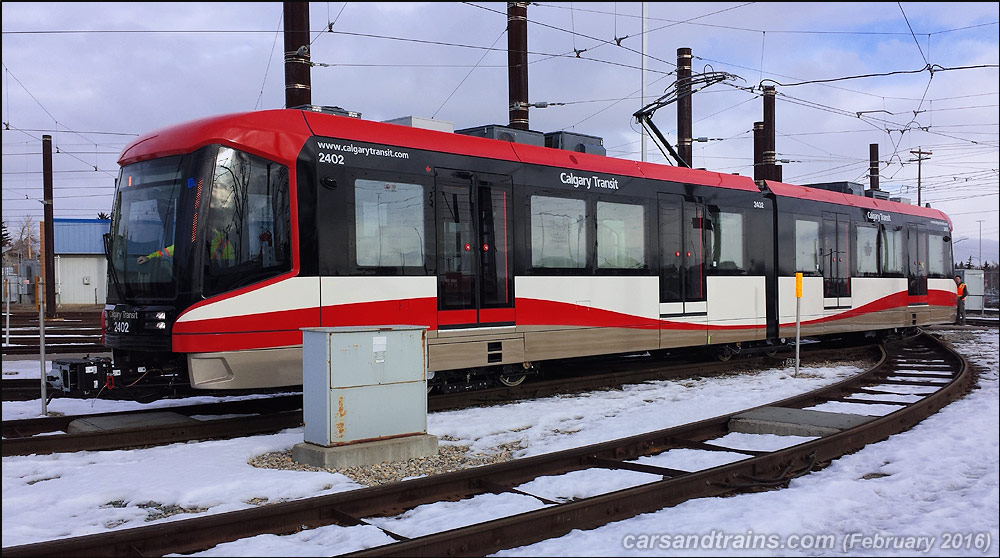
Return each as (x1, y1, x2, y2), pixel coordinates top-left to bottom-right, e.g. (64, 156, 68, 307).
(657, 193, 708, 346)
(822, 212, 852, 309)
(435, 169, 514, 328)
(907, 223, 928, 300)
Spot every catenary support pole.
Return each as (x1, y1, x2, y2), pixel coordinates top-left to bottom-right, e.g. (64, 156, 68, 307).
(42, 135, 56, 318)
(283, 1, 311, 109)
(507, 2, 529, 130)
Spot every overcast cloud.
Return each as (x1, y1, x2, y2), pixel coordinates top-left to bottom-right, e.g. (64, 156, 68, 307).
(2, 2, 998, 251)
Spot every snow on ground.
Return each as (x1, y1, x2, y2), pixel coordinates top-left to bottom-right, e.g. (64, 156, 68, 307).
(2, 327, 997, 556)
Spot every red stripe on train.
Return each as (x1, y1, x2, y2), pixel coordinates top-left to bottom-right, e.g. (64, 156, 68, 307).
(171, 290, 957, 352)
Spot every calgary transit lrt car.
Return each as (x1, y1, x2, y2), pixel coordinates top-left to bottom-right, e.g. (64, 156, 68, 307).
(96, 107, 955, 400)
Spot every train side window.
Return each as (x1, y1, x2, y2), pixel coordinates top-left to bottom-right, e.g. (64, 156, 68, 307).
(794, 218, 821, 275)
(596, 201, 645, 269)
(530, 195, 586, 268)
(927, 232, 951, 278)
(708, 208, 745, 274)
(879, 225, 905, 276)
(354, 179, 426, 269)
(855, 223, 879, 277)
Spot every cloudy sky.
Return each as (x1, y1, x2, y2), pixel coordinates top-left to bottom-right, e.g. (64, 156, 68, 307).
(2, 2, 998, 251)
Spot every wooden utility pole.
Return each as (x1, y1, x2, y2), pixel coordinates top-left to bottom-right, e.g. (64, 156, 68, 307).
(869, 143, 880, 191)
(753, 121, 765, 185)
(762, 86, 779, 181)
(284, 2, 311, 109)
(42, 135, 56, 317)
(910, 148, 932, 206)
(676, 47, 692, 167)
(507, 2, 529, 130)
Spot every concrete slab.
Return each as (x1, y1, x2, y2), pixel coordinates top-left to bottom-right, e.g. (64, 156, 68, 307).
(67, 411, 199, 433)
(729, 406, 876, 437)
(292, 434, 439, 469)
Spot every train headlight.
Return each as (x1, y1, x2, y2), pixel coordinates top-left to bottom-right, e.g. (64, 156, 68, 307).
(154, 312, 167, 321)
(145, 321, 168, 330)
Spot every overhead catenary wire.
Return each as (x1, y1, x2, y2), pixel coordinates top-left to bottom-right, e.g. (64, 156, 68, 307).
(3, 5, 997, 234)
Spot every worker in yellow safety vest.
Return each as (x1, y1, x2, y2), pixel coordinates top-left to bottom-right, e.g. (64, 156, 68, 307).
(137, 229, 233, 265)
(954, 274, 968, 325)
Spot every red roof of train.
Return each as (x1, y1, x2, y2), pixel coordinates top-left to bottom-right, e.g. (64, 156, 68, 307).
(766, 181, 951, 227)
(120, 109, 952, 227)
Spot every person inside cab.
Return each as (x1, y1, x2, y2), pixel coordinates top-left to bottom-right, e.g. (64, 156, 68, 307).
(136, 228, 233, 265)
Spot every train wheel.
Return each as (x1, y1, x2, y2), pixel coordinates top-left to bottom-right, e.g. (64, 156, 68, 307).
(714, 346, 735, 362)
(499, 374, 527, 387)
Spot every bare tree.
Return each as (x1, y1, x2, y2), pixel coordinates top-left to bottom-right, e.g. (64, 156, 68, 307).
(10, 215, 40, 260)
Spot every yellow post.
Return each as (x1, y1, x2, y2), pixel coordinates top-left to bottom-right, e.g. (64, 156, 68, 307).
(794, 272, 803, 376)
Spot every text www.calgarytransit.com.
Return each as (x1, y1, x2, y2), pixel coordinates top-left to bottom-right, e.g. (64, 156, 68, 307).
(621, 531, 994, 554)
(317, 142, 410, 160)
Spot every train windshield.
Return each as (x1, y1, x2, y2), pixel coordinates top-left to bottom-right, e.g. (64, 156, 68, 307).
(108, 154, 200, 300)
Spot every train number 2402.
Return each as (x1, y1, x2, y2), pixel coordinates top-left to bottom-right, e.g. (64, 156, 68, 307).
(318, 152, 345, 165)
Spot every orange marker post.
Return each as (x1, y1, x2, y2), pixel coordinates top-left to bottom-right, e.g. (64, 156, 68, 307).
(794, 272, 803, 376)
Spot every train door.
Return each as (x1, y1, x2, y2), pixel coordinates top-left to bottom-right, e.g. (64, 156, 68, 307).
(822, 212, 852, 309)
(907, 223, 928, 300)
(657, 193, 708, 346)
(434, 169, 514, 328)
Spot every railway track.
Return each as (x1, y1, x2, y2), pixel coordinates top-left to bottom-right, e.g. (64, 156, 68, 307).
(964, 316, 998, 328)
(1, 342, 874, 457)
(0, 378, 48, 401)
(1, 310, 105, 355)
(2, 330, 972, 558)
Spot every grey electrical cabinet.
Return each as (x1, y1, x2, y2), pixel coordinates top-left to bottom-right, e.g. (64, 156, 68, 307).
(301, 325, 429, 447)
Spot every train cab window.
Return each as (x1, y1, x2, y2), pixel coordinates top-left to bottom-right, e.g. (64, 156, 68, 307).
(855, 223, 879, 277)
(203, 147, 291, 297)
(530, 195, 586, 268)
(596, 201, 646, 269)
(794, 218, 821, 274)
(927, 232, 952, 277)
(355, 179, 426, 269)
(880, 225, 905, 276)
(707, 208, 744, 274)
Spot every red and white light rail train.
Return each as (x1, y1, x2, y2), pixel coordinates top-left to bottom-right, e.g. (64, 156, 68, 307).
(76, 107, 956, 399)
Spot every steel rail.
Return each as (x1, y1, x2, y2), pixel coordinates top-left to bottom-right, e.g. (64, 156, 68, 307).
(347, 332, 972, 557)
(1, 331, 971, 558)
(1, 394, 303, 439)
(2, 344, 875, 456)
